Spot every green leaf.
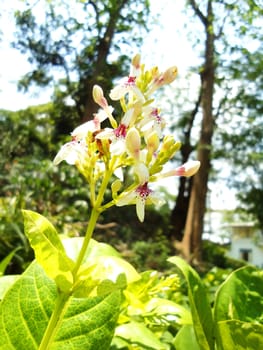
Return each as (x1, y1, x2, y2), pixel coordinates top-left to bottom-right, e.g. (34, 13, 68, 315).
(174, 324, 201, 350)
(23, 210, 74, 292)
(214, 266, 263, 323)
(62, 237, 121, 262)
(145, 298, 192, 325)
(62, 238, 140, 297)
(0, 261, 121, 350)
(168, 257, 214, 350)
(214, 266, 263, 350)
(216, 320, 263, 350)
(0, 247, 20, 276)
(0, 275, 20, 300)
(0, 261, 57, 350)
(75, 255, 140, 297)
(114, 321, 166, 349)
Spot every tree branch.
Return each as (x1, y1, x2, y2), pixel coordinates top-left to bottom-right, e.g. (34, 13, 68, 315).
(188, 0, 207, 26)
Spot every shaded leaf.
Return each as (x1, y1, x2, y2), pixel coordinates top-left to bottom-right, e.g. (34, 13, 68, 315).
(168, 256, 214, 350)
(216, 320, 263, 350)
(214, 266, 263, 350)
(0, 247, 20, 276)
(214, 265, 263, 323)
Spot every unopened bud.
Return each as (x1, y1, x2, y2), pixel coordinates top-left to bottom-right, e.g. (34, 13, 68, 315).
(93, 85, 108, 109)
(146, 131, 159, 154)
(132, 54, 141, 70)
(126, 127, 141, 160)
(174, 160, 201, 177)
(160, 66, 178, 85)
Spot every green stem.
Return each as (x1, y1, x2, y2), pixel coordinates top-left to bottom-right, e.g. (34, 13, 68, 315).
(39, 170, 112, 349)
(72, 207, 100, 277)
(38, 291, 71, 350)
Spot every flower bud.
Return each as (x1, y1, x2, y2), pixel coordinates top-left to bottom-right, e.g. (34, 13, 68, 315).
(93, 85, 108, 109)
(126, 127, 141, 160)
(146, 131, 159, 154)
(132, 54, 141, 71)
(111, 179, 122, 198)
(160, 66, 178, 85)
(173, 160, 201, 177)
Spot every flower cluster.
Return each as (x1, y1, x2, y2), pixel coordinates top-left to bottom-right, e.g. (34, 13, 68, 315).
(54, 55, 200, 221)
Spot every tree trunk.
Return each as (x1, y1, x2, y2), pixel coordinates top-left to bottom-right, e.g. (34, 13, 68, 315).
(180, 0, 215, 263)
(170, 89, 201, 242)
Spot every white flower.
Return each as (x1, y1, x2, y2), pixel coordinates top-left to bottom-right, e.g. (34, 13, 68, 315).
(116, 182, 163, 222)
(95, 109, 135, 155)
(53, 140, 86, 165)
(139, 107, 165, 138)
(110, 76, 145, 102)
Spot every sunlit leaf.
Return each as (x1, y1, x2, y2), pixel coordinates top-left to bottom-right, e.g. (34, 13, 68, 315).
(145, 298, 192, 324)
(114, 321, 165, 349)
(62, 237, 120, 262)
(0, 275, 19, 300)
(174, 324, 201, 350)
(0, 261, 121, 350)
(23, 210, 74, 292)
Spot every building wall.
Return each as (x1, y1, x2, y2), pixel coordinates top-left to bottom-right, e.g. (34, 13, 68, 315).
(228, 237, 263, 268)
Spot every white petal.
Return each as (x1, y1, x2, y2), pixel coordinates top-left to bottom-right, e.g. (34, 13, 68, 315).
(109, 84, 127, 100)
(95, 128, 114, 140)
(53, 141, 86, 165)
(110, 139, 126, 155)
(131, 85, 145, 102)
(136, 197, 145, 222)
(113, 167, 123, 181)
(116, 192, 136, 206)
(134, 163, 149, 184)
(72, 120, 97, 139)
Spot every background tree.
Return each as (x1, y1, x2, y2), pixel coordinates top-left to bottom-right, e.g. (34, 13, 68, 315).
(169, 0, 263, 263)
(13, 0, 150, 135)
(218, 21, 263, 228)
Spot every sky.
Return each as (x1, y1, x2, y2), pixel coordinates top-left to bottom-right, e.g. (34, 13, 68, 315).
(0, 0, 196, 110)
(0, 0, 238, 215)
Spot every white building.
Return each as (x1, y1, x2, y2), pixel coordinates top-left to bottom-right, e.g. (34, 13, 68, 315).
(227, 222, 263, 268)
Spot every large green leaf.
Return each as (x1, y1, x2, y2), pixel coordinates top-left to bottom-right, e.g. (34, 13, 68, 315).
(168, 257, 214, 350)
(23, 210, 74, 292)
(216, 320, 263, 350)
(174, 324, 201, 350)
(0, 261, 121, 350)
(0, 275, 20, 300)
(214, 265, 263, 322)
(62, 238, 140, 297)
(114, 321, 165, 349)
(214, 265, 263, 350)
(63, 237, 121, 261)
(0, 261, 57, 350)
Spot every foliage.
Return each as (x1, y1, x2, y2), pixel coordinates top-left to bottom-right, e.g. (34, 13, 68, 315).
(12, 0, 150, 130)
(168, 0, 263, 244)
(170, 256, 263, 350)
(0, 106, 90, 273)
(0, 55, 197, 349)
(1, 52, 262, 349)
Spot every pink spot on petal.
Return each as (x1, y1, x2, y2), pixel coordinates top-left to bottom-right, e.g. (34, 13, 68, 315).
(136, 183, 152, 199)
